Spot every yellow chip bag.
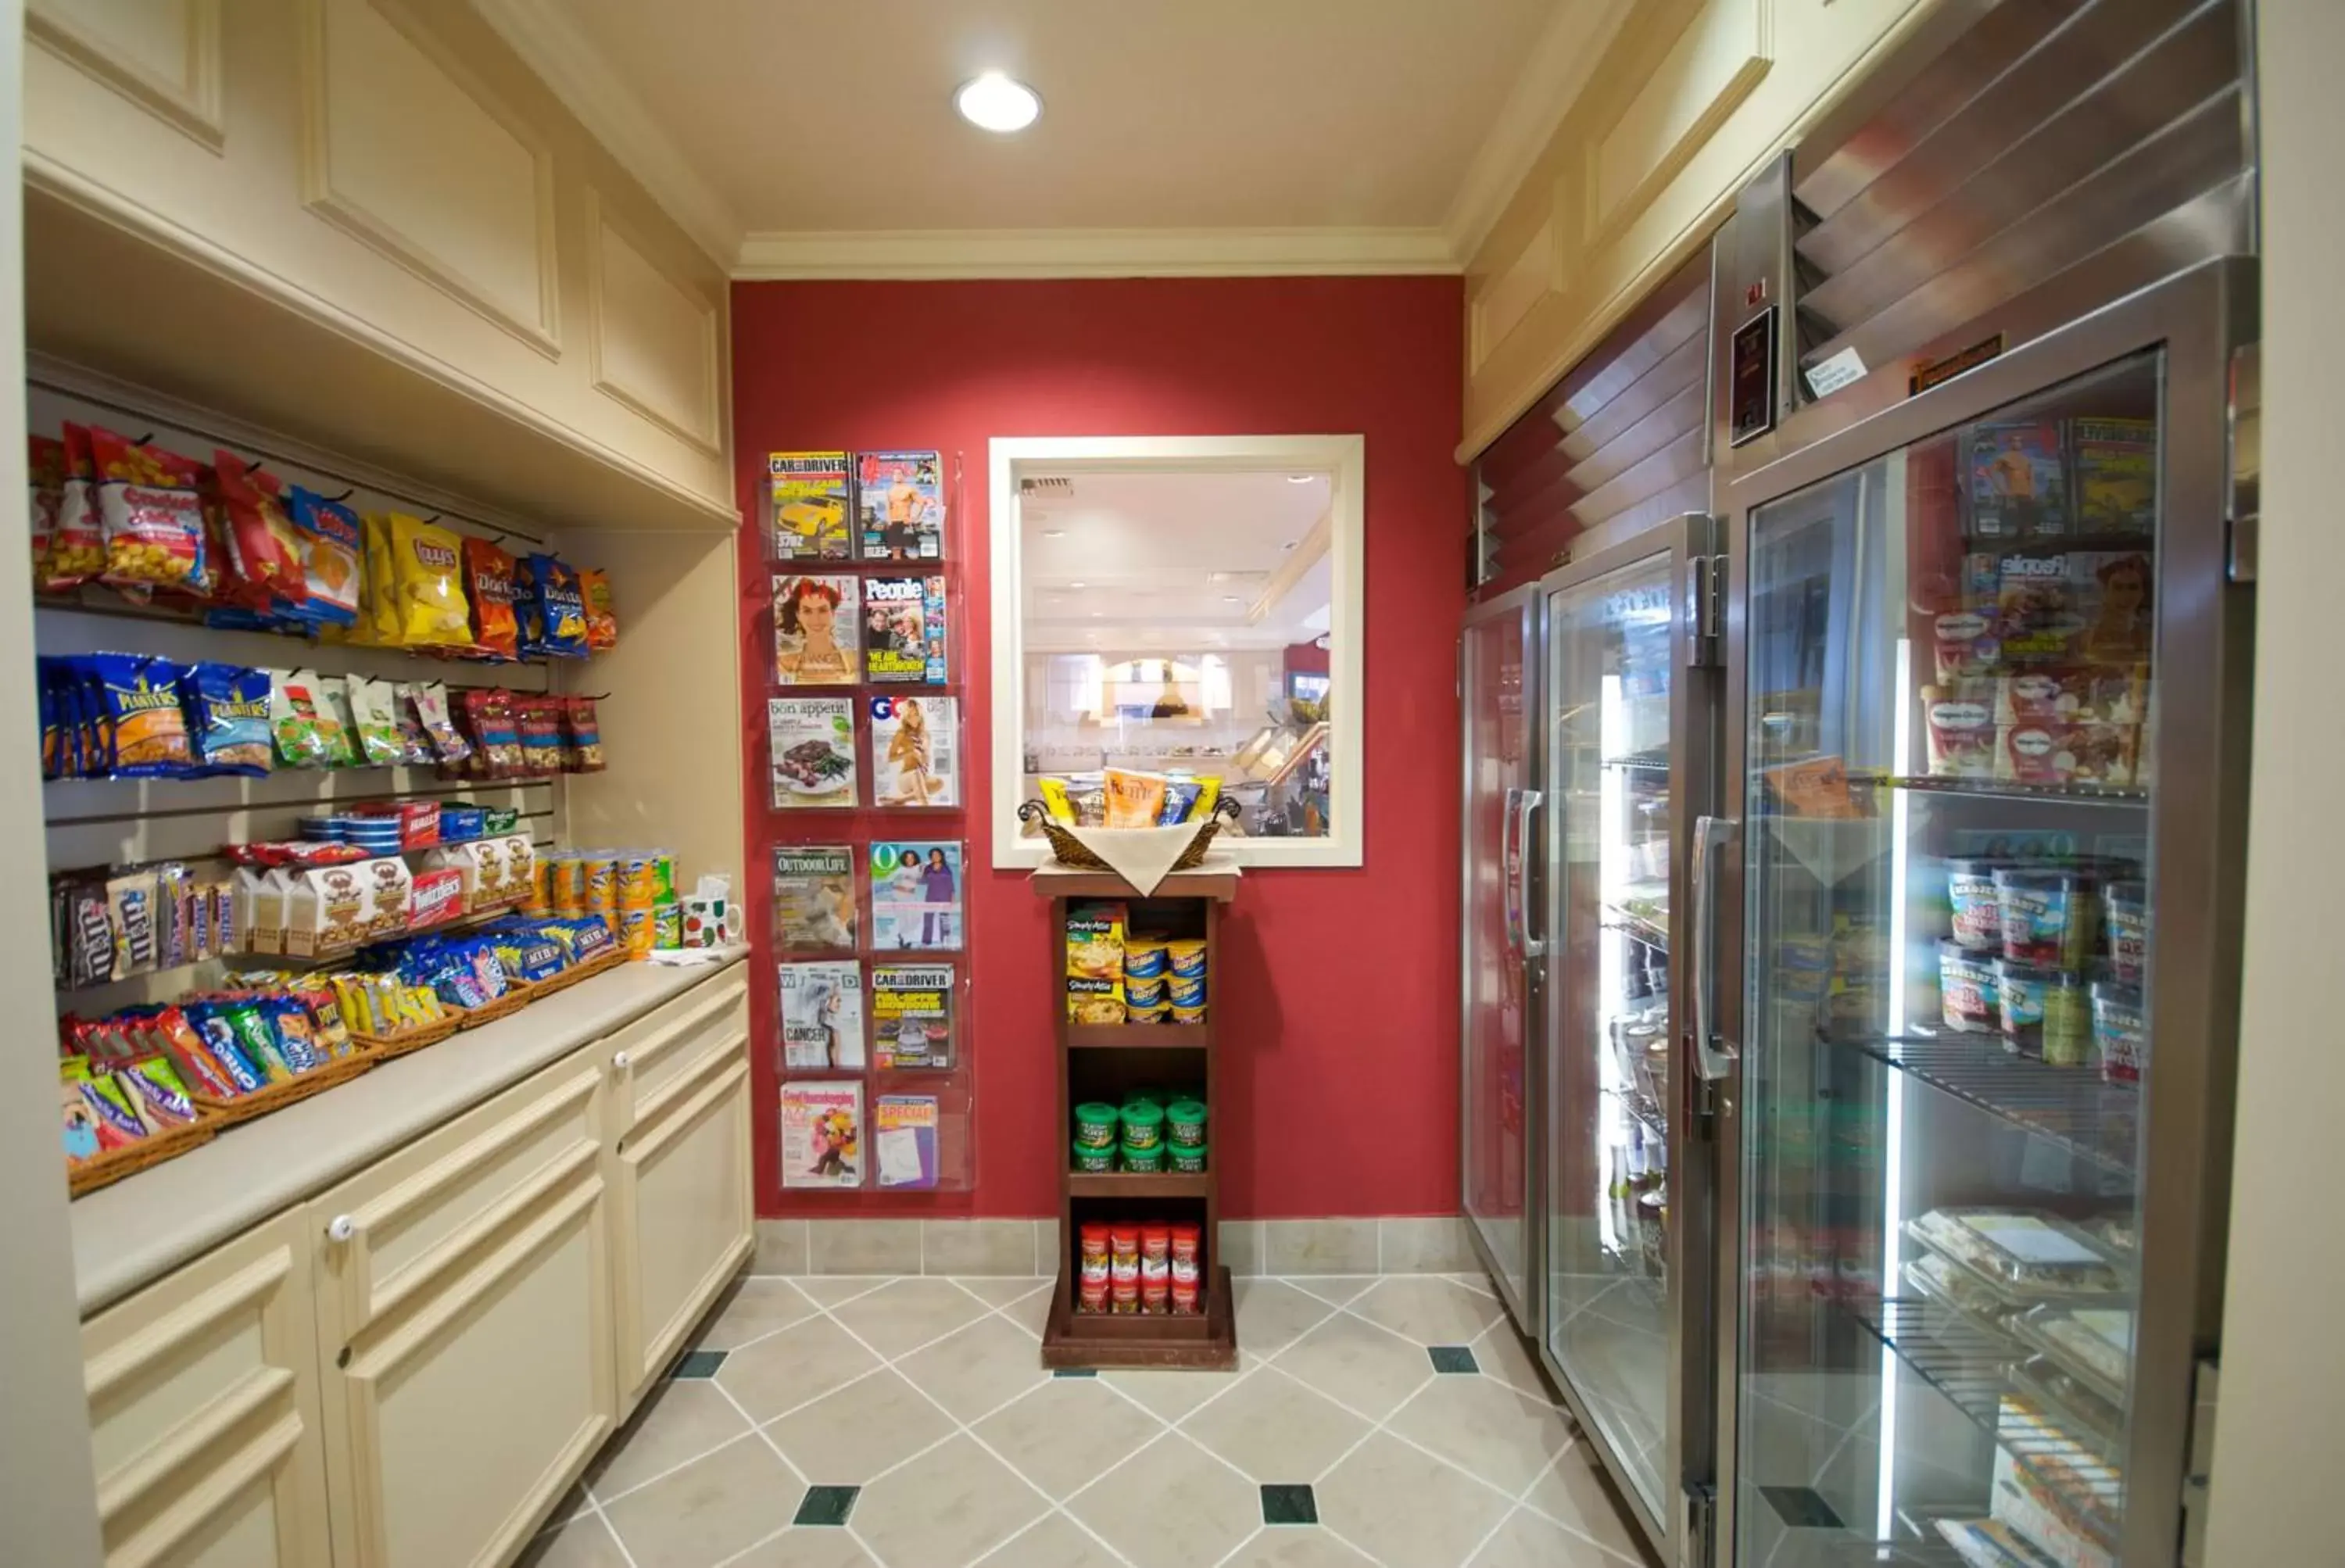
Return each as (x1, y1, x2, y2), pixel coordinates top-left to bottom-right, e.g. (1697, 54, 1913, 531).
(383, 513, 471, 646)
(350, 514, 399, 646)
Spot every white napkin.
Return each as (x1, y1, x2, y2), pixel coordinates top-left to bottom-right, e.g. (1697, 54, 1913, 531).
(1059, 823, 1200, 897)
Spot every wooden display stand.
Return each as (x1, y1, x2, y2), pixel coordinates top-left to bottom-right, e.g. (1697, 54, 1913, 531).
(1034, 862, 1240, 1369)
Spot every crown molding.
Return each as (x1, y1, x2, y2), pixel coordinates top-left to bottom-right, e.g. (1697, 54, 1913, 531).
(1441, 0, 1638, 268)
(467, 0, 741, 270)
(733, 226, 1460, 280)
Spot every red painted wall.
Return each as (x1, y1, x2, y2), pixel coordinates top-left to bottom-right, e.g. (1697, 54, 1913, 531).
(734, 276, 1466, 1219)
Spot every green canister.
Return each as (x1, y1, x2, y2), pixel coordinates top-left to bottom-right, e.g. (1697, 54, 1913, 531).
(1119, 1140, 1165, 1172)
(1072, 1140, 1116, 1174)
(1073, 1102, 1120, 1149)
(1166, 1099, 1208, 1148)
(1118, 1097, 1165, 1151)
(1169, 1143, 1208, 1174)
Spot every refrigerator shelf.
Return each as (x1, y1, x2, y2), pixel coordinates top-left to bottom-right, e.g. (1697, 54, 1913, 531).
(1605, 1086, 1669, 1144)
(1842, 1296, 2125, 1538)
(1600, 750, 1672, 773)
(1872, 775, 2150, 807)
(1828, 1031, 2140, 1176)
(1602, 904, 1671, 952)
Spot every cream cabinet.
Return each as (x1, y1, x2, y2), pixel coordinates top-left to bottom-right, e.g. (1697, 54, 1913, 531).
(603, 968, 754, 1409)
(80, 1212, 334, 1568)
(310, 1054, 616, 1568)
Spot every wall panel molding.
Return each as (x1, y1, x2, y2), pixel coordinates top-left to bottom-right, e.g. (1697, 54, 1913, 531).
(1586, 0, 1773, 247)
(295, 0, 562, 357)
(585, 190, 722, 456)
(28, 0, 225, 153)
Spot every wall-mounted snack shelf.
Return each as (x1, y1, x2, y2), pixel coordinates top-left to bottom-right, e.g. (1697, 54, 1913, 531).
(1038, 862, 1239, 1369)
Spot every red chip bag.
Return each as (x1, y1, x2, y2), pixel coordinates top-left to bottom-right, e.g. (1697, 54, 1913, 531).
(28, 435, 64, 582)
(42, 424, 104, 592)
(211, 454, 306, 614)
(464, 537, 521, 660)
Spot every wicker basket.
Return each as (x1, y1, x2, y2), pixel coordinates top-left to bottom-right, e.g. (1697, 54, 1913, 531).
(67, 1116, 218, 1197)
(354, 1016, 461, 1062)
(1016, 796, 1239, 874)
(192, 1051, 377, 1128)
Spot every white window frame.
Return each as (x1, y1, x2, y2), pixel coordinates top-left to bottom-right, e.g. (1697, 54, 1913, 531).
(989, 433, 1367, 868)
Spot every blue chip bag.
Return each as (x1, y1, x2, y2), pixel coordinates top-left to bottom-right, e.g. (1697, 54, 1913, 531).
(186, 662, 274, 778)
(518, 554, 589, 659)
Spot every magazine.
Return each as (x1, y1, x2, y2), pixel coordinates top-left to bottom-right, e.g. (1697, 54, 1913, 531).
(768, 452, 852, 560)
(863, 575, 947, 683)
(857, 450, 944, 560)
(779, 1080, 862, 1190)
(768, 697, 857, 808)
(872, 962, 954, 1069)
(779, 960, 864, 1070)
(868, 839, 961, 950)
(773, 573, 861, 685)
(874, 1095, 939, 1190)
(867, 695, 959, 808)
(773, 844, 857, 950)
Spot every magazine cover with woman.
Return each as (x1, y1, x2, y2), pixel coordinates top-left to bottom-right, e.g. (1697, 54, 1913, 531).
(779, 959, 864, 1069)
(868, 694, 959, 807)
(773, 573, 860, 684)
(868, 840, 962, 950)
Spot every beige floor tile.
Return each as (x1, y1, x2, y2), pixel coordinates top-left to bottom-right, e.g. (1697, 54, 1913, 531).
(1101, 1362, 1251, 1423)
(1473, 1316, 1559, 1404)
(1520, 1446, 1648, 1563)
(954, 1275, 1053, 1308)
(1220, 1527, 1380, 1567)
(1180, 1365, 1371, 1484)
(1346, 1276, 1505, 1345)
(1470, 1502, 1645, 1566)
(829, 1276, 990, 1359)
(1448, 1270, 1501, 1299)
(971, 1380, 1165, 1500)
(716, 1316, 883, 1423)
(969, 1510, 1128, 1566)
(1273, 1314, 1435, 1422)
(722, 1527, 879, 1567)
(515, 1512, 630, 1568)
(1066, 1432, 1260, 1568)
(600, 1434, 804, 1568)
(892, 1312, 1050, 1422)
(787, 1276, 893, 1309)
(995, 1277, 1058, 1339)
(853, 1434, 1049, 1566)
(1316, 1432, 1512, 1568)
(1282, 1275, 1377, 1308)
(586, 1382, 754, 1500)
(1385, 1373, 1576, 1495)
(1233, 1279, 1340, 1355)
(696, 1279, 821, 1351)
(762, 1368, 955, 1485)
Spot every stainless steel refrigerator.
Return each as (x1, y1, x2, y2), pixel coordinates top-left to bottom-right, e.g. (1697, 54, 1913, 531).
(1703, 257, 2255, 1566)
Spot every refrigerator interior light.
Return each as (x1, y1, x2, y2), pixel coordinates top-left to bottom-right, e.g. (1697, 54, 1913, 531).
(1876, 632, 1914, 1539)
(1597, 671, 1627, 1255)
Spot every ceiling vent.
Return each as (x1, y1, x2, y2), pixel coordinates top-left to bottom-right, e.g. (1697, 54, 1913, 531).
(1020, 477, 1074, 496)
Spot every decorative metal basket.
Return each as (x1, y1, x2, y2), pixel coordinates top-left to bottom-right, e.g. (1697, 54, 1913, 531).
(1017, 796, 1240, 873)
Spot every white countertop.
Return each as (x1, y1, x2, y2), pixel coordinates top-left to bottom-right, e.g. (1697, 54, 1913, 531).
(72, 950, 748, 1316)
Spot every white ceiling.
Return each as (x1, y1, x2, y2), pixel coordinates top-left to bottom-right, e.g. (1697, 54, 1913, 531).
(1021, 471, 1331, 651)
(474, 0, 1634, 275)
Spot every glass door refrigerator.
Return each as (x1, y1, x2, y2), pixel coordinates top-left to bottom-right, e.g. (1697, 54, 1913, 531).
(1538, 513, 1724, 1563)
(1461, 584, 1543, 1332)
(1704, 259, 2254, 1566)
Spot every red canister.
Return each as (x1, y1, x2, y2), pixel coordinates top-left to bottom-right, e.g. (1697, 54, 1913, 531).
(1140, 1224, 1171, 1263)
(1170, 1223, 1201, 1280)
(1170, 1276, 1201, 1315)
(1112, 1276, 1140, 1312)
(1142, 1277, 1170, 1313)
(1111, 1255, 1140, 1284)
(1110, 1224, 1140, 1262)
(1078, 1276, 1109, 1313)
(1079, 1224, 1111, 1267)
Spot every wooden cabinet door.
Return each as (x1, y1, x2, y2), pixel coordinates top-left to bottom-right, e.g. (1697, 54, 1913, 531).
(608, 1026, 754, 1408)
(81, 1212, 332, 1568)
(311, 1055, 615, 1568)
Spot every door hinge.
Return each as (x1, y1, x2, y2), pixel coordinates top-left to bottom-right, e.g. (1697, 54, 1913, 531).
(1683, 1483, 1716, 1568)
(1686, 555, 1724, 667)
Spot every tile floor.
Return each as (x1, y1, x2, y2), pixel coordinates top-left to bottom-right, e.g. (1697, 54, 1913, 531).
(520, 1271, 1656, 1568)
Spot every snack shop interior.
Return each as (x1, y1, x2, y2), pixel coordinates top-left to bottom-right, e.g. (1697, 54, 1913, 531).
(1, 5, 2337, 1568)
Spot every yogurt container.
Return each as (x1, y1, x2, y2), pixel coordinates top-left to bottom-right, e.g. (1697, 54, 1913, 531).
(2092, 982, 2147, 1083)
(2103, 881, 2149, 986)
(1939, 941, 1999, 1034)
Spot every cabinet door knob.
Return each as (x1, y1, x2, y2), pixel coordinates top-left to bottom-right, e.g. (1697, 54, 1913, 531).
(327, 1215, 359, 1244)
(612, 1051, 632, 1071)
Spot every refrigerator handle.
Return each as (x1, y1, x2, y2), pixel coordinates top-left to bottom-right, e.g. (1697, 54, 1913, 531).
(1691, 815, 1738, 1083)
(1513, 788, 1545, 959)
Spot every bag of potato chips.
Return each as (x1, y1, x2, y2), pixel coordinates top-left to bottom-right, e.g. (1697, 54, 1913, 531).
(90, 428, 208, 596)
(211, 455, 306, 618)
(581, 567, 618, 652)
(377, 513, 470, 647)
(287, 488, 362, 628)
(517, 554, 588, 659)
(464, 536, 521, 660)
(41, 425, 104, 593)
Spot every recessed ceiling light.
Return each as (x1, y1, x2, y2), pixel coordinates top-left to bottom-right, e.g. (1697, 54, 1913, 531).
(1286, 474, 1315, 484)
(1221, 595, 1242, 603)
(1069, 580, 1086, 589)
(955, 72, 1042, 134)
(1041, 528, 1065, 538)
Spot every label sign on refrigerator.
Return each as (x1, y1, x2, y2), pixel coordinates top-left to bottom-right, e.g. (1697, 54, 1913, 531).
(1729, 307, 1777, 446)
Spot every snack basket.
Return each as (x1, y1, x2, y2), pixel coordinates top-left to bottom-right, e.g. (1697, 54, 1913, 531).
(1016, 795, 1240, 872)
(67, 1115, 218, 1197)
(191, 1050, 376, 1128)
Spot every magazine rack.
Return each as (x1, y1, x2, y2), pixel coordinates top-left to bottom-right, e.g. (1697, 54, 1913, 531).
(1033, 861, 1240, 1370)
